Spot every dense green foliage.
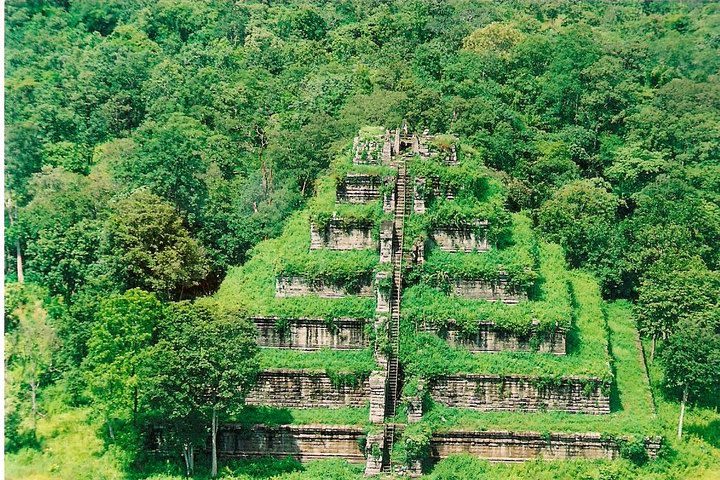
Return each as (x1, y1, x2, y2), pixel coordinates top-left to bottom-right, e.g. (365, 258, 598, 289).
(411, 213, 538, 293)
(400, 271, 612, 383)
(403, 237, 572, 339)
(6, 0, 720, 478)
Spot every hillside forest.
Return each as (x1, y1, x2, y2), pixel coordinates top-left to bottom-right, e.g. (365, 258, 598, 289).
(4, 1, 720, 479)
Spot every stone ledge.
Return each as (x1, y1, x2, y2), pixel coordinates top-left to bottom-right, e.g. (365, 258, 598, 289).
(251, 317, 368, 350)
(428, 374, 610, 414)
(275, 276, 374, 298)
(422, 321, 567, 354)
(430, 430, 662, 462)
(218, 424, 366, 463)
(336, 173, 389, 204)
(246, 369, 371, 409)
(452, 277, 527, 304)
(431, 222, 489, 253)
(310, 220, 376, 251)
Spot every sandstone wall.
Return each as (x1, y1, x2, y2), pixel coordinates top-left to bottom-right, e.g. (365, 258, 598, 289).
(246, 369, 371, 409)
(452, 278, 526, 304)
(379, 221, 393, 263)
(310, 221, 376, 250)
(428, 374, 610, 414)
(336, 174, 386, 203)
(432, 224, 489, 253)
(275, 276, 373, 298)
(429, 431, 662, 462)
(251, 317, 368, 350)
(219, 424, 366, 463)
(424, 322, 566, 354)
(217, 424, 660, 465)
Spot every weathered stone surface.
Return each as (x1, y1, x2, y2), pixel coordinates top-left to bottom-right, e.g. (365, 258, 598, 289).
(379, 221, 393, 263)
(383, 189, 395, 213)
(336, 174, 387, 203)
(452, 277, 526, 304)
(353, 136, 385, 165)
(405, 380, 425, 423)
(429, 431, 662, 462)
(432, 223, 489, 253)
(375, 271, 391, 314)
(219, 424, 366, 463)
(414, 178, 426, 214)
(428, 374, 610, 414)
(369, 371, 387, 423)
(246, 369, 371, 409)
(364, 431, 385, 475)
(310, 220, 376, 250)
(217, 424, 661, 465)
(423, 321, 566, 354)
(275, 276, 373, 298)
(251, 317, 368, 350)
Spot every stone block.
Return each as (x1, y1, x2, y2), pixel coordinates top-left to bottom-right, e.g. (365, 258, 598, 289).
(336, 174, 387, 204)
(379, 221, 394, 263)
(219, 424, 366, 463)
(429, 431, 663, 462)
(432, 222, 489, 253)
(246, 369, 370, 409)
(375, 271, 391, 314)
(251, 317, 368, 350)
(423, 321, 567, 354)
(428, 374, 610, 414)
(452, 277, 526, 304)
(276, 276, 373, 298)
(368, 371, 387, 423)
(310, 220, 376, 251)
(364, 431, 385, 475)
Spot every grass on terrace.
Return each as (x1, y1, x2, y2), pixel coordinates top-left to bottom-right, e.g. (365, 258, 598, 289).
(403, 221, 572, 338)
(307, 154, 393, 231)
(405, 150, 510, 247)
(215, 211, 378, 321)
(257, 347, 379, 381)
(400, 263, 610, 383)
(233, 406, 371, 428)
(410, 213, 539, 293)
(414, 301, 658, 437)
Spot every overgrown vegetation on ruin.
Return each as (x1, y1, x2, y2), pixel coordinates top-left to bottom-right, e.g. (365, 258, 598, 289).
(400, 271, 612, 383)
(402, 238, 572, 339)
(5, 0, 720, 478)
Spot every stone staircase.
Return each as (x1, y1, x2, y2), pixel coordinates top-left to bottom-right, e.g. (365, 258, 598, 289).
(382, 152, 409, 472)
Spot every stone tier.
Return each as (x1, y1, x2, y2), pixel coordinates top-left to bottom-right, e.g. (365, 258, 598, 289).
(431, 222, 489, 253)
(310, 219, 376, 251)
(217, 425, 661, 465)
(430, 430, 662, 463)
(452, 277, 526, 304)
(428, 374, 610, 414)
(422, 321, 566, 354)
(218, 424, 366, 463)
(246, 369, 371, 409)
(275, 276, 374, 298)
(252, 317, 368, 350)
(336, 173, 388, 203)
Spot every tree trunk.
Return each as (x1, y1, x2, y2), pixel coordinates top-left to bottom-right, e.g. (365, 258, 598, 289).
(108, 419, 115, 441)
(16, 238, 24, 284)
(6, 193, 24, 283)
(133, 385, 138, 426)
(189, 445, 194, 475)
(677, 385, 688, 440)
(650, 335, 656, 363)
(30, 378, 37, 430)
(183, 444, 191, 477)
(211, 406, 218, 478)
